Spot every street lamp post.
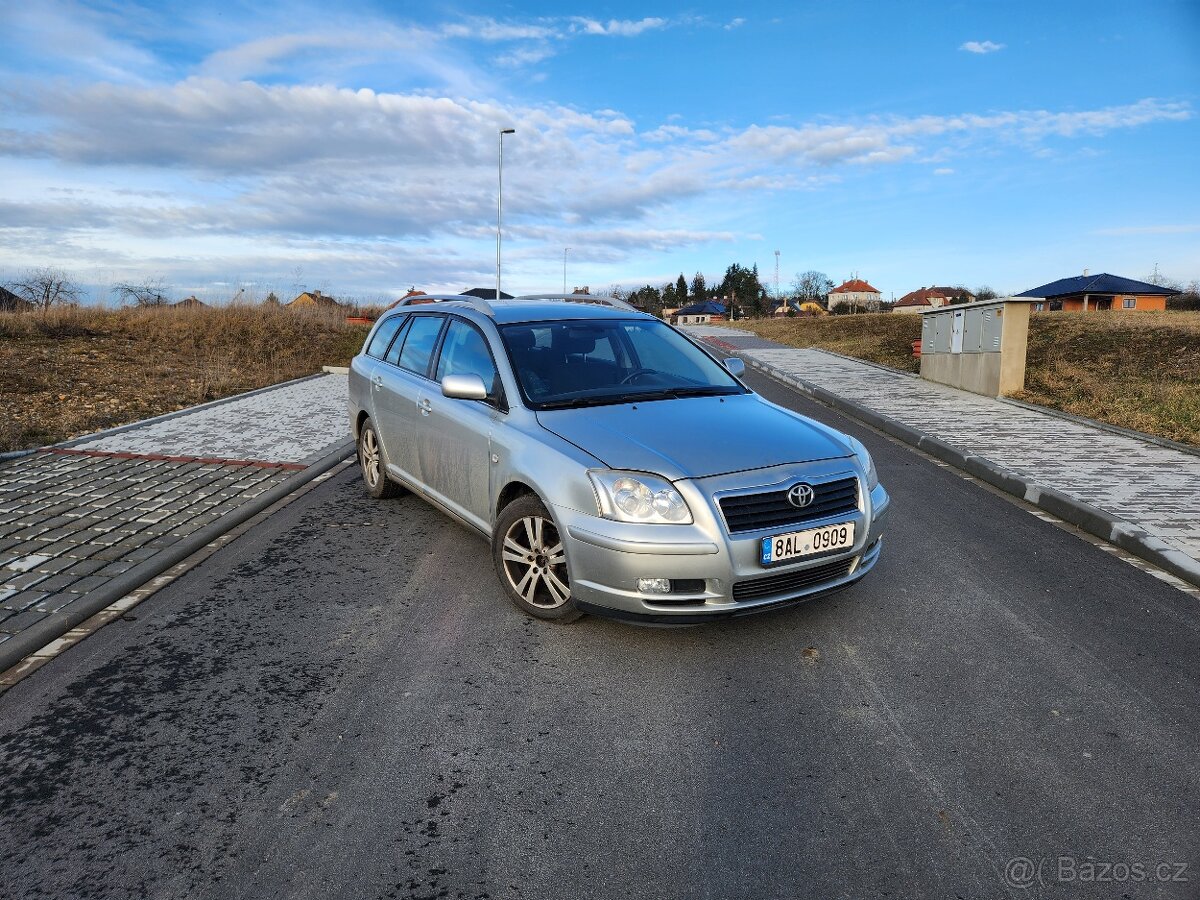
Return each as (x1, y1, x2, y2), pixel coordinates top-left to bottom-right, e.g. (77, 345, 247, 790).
(563, 247, 571, 294)
(496, 128, 515, 301)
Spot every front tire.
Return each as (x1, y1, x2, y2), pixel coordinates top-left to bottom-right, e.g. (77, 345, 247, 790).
(358, 419, 403, 499)
(493, 495, 583, 622)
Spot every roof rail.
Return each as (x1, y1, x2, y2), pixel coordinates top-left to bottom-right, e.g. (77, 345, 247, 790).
(391, 292, 641, 317)
(513, 293, 639, 312)
(392, 293, 501, 315)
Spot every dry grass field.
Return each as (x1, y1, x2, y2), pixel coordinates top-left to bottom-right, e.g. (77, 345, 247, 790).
(1, 305, 370, 452)
(731, 314, 923, 373)
(728, 311, 1200, 446)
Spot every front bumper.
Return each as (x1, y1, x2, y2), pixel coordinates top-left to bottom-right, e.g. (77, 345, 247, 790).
(555, 467, 889, 622)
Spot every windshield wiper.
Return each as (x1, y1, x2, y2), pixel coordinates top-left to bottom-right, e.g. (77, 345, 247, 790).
(628, 386, 742, 401)
(537, 396, 628, 410)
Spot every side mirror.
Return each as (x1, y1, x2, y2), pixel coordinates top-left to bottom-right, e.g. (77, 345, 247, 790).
(441, 373, 488, 400)
(723, 357, 746, 378)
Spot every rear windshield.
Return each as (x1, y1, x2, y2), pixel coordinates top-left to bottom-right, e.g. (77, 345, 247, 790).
(499, 318, 745, 409)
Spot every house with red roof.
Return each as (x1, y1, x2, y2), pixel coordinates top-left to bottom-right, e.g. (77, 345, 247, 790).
(828, 277, 882, 311)
(893, 285, 977, 314)
(894, 287, 950, 314)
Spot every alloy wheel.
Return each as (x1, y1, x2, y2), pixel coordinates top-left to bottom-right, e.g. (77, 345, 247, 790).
(360, 427, 381, 488)
(500, 515, 570, 608)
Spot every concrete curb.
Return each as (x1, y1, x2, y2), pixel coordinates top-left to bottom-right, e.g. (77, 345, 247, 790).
(0, 438, 355, 674)
(739, 353, 1200, 591)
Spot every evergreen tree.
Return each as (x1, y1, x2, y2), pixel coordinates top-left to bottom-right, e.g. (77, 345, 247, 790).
(719, 263, 767, 318)
(691, 272, 707, 302)
(676, 274, 688, 305)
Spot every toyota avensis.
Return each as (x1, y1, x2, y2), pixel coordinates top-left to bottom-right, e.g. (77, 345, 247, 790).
(349, 294, 888, 623)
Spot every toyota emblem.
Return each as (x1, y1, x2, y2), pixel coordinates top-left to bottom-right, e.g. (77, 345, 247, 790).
(787, 483, 815, 508)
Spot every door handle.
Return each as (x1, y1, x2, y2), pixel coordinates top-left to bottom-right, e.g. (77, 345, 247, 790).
(418, 397, 432, 416)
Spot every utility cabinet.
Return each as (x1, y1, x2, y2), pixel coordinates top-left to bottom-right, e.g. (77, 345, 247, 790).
(919, 298, 1040, 396)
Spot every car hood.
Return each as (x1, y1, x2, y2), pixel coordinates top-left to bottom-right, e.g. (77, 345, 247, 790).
(536, 392, 852, 481)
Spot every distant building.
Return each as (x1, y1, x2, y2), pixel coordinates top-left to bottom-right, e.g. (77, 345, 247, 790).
(672, 301, 727, 325)
(172, 296, 207, 308)
(385, 288, 429, 309)
(1016, 272, 1180, 312)
(287, 289, 344, 308)
(772, 300, 827, 317)
(0, 286, 33, 312)
(828, 278, 882, 310)
(932, 285, 975, 303)
(460, 287, 514, 299)
(894, 287, 953, 314)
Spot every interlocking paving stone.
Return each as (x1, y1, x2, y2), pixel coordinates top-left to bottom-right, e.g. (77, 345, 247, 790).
(0, 572, 48, 591)
(685, 327, 1200, 567)
(1, 592, 49, 613)
(26, 574, 76, 593)
(0, 373, 350, 656)
(71, 374, 349, 464)
(0, 608, 49, 633)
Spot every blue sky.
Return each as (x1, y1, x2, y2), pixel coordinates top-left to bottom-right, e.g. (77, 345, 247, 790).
(0, 0, 1197, 303)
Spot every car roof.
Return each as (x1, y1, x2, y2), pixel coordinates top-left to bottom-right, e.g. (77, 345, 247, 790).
(486, 301, 656, 325)
(384, 298, 657, 326)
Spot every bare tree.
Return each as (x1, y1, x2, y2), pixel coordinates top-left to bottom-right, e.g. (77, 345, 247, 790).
(791, 270, 834, 305)
(975, 285, 999, 301)
(112, 278, 172, 307)
(7, 267, 84, 313)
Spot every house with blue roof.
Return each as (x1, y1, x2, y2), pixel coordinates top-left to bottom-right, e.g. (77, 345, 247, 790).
(1016, 272, 1180, 312)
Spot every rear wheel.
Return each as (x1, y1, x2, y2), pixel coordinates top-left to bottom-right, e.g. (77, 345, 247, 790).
(358, 419, 403, 499)
(493, 495, 583, 622)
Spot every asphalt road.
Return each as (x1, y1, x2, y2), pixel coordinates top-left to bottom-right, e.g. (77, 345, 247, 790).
(1, 371, 1197, 900)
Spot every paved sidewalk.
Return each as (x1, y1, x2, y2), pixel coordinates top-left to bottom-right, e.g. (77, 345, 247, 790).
(0, 373, 352, 669)
(687, 324, 1200, 586)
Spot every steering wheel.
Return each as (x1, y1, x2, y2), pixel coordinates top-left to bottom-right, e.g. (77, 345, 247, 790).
(619, 368, 657, 385)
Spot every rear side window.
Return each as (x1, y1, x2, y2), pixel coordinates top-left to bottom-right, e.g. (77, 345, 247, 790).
(394, 315, 445, 376)
(366, 316, 405, 359)
(436, 320, 500, 387)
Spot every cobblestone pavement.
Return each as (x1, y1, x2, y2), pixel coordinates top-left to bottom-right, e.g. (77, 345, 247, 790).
(72, 375, 350, 464)
(0, 374, 351, 654)
(685, 325, 1200, 565)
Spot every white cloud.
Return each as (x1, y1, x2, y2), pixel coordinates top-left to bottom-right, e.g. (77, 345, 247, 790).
(570, 17, 668, 37)
(440, 18, 558, 42)
(933, 167, 955, 175)
(199, 30, 425, 80)
(960, 40, 1005, 54)
(497, 45, 558, 67)
(725, 18, 746, 30)
(0, 76, 1192, 292)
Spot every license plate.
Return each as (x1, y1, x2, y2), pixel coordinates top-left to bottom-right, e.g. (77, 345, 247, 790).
(761, 522, 855, 565)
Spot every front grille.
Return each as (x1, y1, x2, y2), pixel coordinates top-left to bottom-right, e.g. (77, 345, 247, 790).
(732, 558, 854, 602)
(719, 477, 859, 534)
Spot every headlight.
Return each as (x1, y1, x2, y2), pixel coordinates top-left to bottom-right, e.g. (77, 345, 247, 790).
(846, 437, 878, 490)
(588, 470, 693, 524)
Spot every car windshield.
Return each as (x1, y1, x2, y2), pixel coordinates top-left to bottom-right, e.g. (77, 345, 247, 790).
(499, 318, 747, 409)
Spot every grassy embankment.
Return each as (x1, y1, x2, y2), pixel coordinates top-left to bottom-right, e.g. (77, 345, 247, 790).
(1, 304, 371, 452)
(727, 312, 1200, 447)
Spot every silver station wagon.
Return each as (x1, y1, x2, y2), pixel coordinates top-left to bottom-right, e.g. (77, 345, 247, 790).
(348, 294, 889, 623)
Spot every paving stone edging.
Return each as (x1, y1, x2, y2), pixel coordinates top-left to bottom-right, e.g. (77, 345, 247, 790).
(0, 438, 354, 674)
(739, 353, 1200, 591)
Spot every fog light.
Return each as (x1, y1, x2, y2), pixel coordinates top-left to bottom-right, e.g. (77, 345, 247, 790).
(637, 578, 672, 594)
